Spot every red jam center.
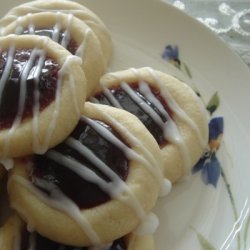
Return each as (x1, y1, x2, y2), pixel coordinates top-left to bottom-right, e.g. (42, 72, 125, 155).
(31, 119, 129, 209)
(23, 29, 78, 54)
(92, 83, 173, 147)
(0, 48, 59, 129)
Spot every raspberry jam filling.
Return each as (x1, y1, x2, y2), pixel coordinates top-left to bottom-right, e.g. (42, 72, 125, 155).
(31, 119, 129, 209)
(21, 228, 127, 250)
(23, 29, 78, 54)
(0, 48, 59, 129)
(92, 83, 173, 147)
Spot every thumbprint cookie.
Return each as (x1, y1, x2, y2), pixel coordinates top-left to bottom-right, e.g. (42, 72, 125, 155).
(90, 67, 209, 183)
(0, 35, 86, 158)
(1, 12, 106, 96)
(0, 214, 155, 250)
(7, 103, 169, 246)
(0, 0, 112, 67)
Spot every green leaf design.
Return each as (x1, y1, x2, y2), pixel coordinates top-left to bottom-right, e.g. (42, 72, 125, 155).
(181, 61, 192, 79)
(196, 232, 217, 250)
(207, 92, 220, 115)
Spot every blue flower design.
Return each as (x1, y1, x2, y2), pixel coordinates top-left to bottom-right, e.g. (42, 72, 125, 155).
(192, 117, 224, 187)
(209, 117, 224, 145)
(162, 44, 192, 78)
(193, 151, 221, 187)
(162, 45, 180, 67)
(162, 45, 224, 188)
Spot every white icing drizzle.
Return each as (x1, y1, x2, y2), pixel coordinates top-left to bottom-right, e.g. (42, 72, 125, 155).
(83, 116, 141, 162)
(133, 212, 159, 236)
(9, 112, 169, 246)
(14, 48, 39, 127)
(159, 178, 172, 197)
(52, 12, 62, 43)
(102, 88, 123, 109)
(31, 50, 46, 154)
(86, 105, 167, 193)
(65, 134, 145, 220)
(14, 16, 24, 35)
(0, 12, 92, 155)
(130, 68, 191, 172)
(100, 67, 206, 174)
(98, 82, 171, 190)
(60, 13, 73, 49)
(67, 72, 81, 116)
(138, 81, 177, 136)
(92, 87, 182, 192)
(121, 81, 167, 129)
(84, 116, 155, 216)
(0, 5, 103, 34)
(9, 11, 91, 58)
(0, 44, 15, 104)
(33, 52, 59, 154)
(75, 27, 91, 59)
(0, 35, 81, 156)
(32, 54, 81, 154)
(146, 67, 207, 148)
(3, 47, 45, 155)
(1, 13, 91, 150)
(83, 115, 165, 191)
(46, 150, 115, 194)
(27, 13, 35, 34)
(65, 137, 127, 196)
(137, 80, 191, 172)
(9, 175, 101, 246)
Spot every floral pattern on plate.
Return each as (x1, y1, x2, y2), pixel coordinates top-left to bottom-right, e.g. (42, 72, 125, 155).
(192, 117, 223, 188)
(162, 45, 250, 250)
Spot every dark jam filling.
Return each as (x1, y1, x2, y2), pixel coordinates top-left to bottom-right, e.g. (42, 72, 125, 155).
(92, 83, 173, 147)
(21, 228, 127, 250)
(23, 29, 78, 55)
(0, 49, 59, 129)
(31, 119, 129, 209)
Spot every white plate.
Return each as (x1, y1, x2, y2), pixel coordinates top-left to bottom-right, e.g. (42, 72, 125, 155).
(2, 0, 250, 250)
(81, 1, 250, 250)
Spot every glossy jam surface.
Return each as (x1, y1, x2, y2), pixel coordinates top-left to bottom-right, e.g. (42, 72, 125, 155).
(31, 119, 129, 209)
(23, 29, 78, 54)
(0, 49, 59, 129)
(93, 83, 172, 146)
(21, 228, 127, 250)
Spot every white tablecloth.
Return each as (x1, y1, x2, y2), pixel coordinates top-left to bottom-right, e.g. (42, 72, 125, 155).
(164, 0, 250, 67)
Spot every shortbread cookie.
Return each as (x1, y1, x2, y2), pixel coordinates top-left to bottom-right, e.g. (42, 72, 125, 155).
(0, 0, 112, 66)
(0, 35, 86, 158)
(0, 214, 21, 250)
(0, 214, 154, 250)
(8, 102, 169, 246)
(90, 67, 209, 183)
(1, 12, 106, 96)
